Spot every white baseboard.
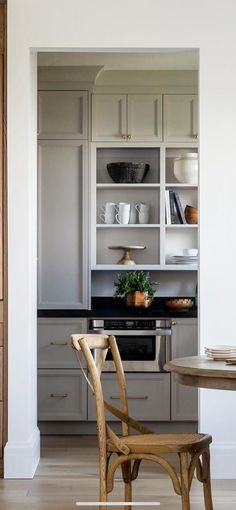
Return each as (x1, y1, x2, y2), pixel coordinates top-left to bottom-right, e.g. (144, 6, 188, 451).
(4, 427, 40, 479)
(211, 442, 236, 479)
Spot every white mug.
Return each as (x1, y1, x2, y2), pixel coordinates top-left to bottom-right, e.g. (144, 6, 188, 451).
(115, 202, 130, 224)
(100, 202, 116, 224)
(135, 203, 150, 224)
(129, 203, 137, 224)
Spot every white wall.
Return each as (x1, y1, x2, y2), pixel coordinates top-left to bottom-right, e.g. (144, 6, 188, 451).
(7, 0, 236, 478)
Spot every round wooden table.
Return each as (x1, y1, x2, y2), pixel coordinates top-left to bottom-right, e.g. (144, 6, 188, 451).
(166, 355, 236, 391)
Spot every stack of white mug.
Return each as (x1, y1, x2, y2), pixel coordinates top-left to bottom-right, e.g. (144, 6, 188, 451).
(100, 202, 150, 224)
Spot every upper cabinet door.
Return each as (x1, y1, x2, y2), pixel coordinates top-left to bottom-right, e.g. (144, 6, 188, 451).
(163, 94, 198, 142)
(92, 94, 127, 141)
(127, 94, 162, 142)
(38, 91, 88, 139)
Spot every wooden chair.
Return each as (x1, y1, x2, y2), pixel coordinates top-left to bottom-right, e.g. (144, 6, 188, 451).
(71, 334, 213, 510)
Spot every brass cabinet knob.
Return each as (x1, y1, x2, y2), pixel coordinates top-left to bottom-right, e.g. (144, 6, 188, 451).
(193, 133, 198, 140)
(127, 134, 132, 140)
(171, 321, 177, 326)
(122, 134, 127, 140)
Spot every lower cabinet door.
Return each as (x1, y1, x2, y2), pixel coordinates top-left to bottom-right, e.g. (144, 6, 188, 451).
(38, 369, 87, 421)
(171, 318, 198, 421)
(88, 372, 170, 421)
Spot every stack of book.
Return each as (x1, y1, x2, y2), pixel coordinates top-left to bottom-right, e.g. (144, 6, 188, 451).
(165, 190, 186, 224)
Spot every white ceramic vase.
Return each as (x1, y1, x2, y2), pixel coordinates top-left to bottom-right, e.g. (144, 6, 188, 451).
(173, 153, 198, 184)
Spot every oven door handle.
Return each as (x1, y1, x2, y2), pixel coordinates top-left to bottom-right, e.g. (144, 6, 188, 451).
(102, 329, 172, 336)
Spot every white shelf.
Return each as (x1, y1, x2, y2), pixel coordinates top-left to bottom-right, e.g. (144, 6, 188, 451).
(92, 144, 198, 271)
(91, 264, 161, 271)
(92, 264, 197, 271)
(164, 264, 198, 271)
(165, 183, 198, 188)
(96, 224, 160, 228)
(165, 224, 198, 228)
(96, 183, 160, 189)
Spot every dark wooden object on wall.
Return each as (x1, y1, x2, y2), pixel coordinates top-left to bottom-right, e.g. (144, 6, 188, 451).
(0, 0, 6, 478)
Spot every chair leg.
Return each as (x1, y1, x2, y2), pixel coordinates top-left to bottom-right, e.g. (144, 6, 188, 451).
(99, 474, 107, 510)
(122, 461, 132, 510)
(202, 449, 213, 510)
(179, 452, 190, 510)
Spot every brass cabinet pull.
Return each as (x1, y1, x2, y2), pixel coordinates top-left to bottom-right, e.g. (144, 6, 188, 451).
(50, 393, 68, 398)
(122, 134, 127, 140)
(50, 341, 68, 346)
(193, 133, 198, 140)
(171, 321, 177, 326)
(111, 395, 148, 400)
(127, 134, 132, 140)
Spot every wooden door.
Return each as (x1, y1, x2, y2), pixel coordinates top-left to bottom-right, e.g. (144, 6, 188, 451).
(0, 2, 6, 478)
(127, 94, 162, 141)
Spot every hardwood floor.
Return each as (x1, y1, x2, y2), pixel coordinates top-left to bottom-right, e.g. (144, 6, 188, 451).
(0, 436, 235, 509)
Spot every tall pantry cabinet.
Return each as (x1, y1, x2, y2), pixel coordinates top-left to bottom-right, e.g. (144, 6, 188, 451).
(0, 2, 6, 477)
(37, 91, 89, 309)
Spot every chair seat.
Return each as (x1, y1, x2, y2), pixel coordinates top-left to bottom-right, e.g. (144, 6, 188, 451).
(107, 432, 212, 454)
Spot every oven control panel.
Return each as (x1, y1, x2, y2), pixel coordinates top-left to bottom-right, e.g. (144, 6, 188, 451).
(89, 319, 157, 330)
(105, 320, 156, 330)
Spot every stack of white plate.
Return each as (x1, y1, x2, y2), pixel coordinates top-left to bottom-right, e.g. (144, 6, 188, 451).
(168, 255, 198, 265)
(205, 346, 236, 360)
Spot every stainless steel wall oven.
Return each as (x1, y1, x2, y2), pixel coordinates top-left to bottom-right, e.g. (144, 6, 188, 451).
(88, 318, 172, 372)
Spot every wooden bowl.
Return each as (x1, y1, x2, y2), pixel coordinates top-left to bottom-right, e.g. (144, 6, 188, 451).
(184, 205, 198, 224)
(165, 298, 194, 310)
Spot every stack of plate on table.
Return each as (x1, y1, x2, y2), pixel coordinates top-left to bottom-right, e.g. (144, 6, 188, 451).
(168, 255, 198, 265)
(205, 345, 236, 362)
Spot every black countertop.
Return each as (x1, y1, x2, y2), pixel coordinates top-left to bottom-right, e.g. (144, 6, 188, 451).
(38, 297, 197, 318)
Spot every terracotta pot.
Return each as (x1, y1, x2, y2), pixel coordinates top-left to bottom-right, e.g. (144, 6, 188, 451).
(184, 205, 198, 224)
(125, 291, 151, 308)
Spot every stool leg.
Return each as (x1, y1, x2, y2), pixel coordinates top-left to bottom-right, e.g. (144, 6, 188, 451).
(180, 452, 190, 510)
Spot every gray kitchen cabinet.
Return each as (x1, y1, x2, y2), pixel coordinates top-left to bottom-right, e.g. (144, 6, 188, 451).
(37, 139, 89, 309)
(171, 318, 198, 421)
(163, 94, 198, 142)
(37, 318, 87, 368)
(87, 372, 170, 421)
(92, 94, 162, 142)
(38, 369, 87, 421)
(38, 91, 88, 139)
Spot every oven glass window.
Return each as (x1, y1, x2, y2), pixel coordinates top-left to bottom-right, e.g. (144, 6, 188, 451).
(107, 336, 156, 361)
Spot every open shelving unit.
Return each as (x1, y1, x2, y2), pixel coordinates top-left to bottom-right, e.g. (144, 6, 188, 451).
(90, 143, 198, 271)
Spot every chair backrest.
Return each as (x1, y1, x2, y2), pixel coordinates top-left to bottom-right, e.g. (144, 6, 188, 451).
(71, 334, 130, 440)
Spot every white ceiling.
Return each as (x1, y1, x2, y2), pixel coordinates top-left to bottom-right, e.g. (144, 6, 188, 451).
(38, 49, 198, 70)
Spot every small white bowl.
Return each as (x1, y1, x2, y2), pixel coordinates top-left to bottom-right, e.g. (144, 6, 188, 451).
(183, 248, 198, 256)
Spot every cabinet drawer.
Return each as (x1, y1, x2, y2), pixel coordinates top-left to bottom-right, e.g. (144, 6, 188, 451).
(37, 319, 87, 368)
(88, 373, 170, 421)
(38, 369, 87, 421)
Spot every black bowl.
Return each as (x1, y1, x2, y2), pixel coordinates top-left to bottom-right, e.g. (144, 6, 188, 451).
(107, 162, 150, 184)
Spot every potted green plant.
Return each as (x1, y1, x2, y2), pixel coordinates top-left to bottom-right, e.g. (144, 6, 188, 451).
(114, 271, 159, 308)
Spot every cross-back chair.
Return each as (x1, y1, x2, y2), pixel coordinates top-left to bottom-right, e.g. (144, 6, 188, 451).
(71, 333, 213, 510)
